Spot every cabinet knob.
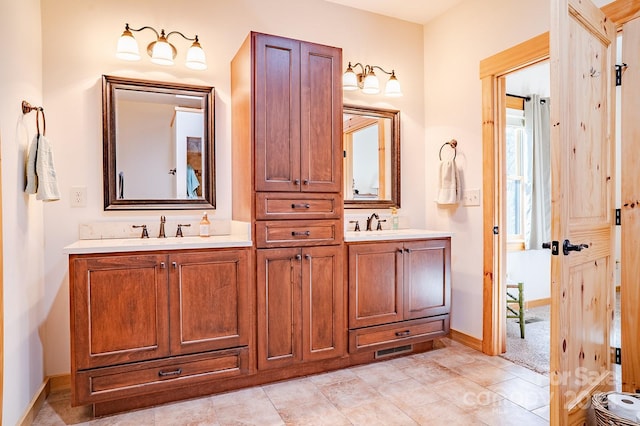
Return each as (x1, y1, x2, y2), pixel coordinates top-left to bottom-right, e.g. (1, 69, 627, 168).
(303, 179, 309, 185)
(397, 249, 403, 253)
(295, 254, 302, 261)
(404, 248, 412, 253)
(160, 262, 166, 269)
(172, 262, 177, 268)
(294, 179, 300, 185)
(304, 254, 311, 259)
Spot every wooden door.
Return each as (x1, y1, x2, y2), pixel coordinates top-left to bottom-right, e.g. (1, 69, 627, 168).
(254, 33, 301, 192)
(348, 242, 404, 328)
(301, 245, 344, 361)
(169, 250, 249, 355)
(621, 15, 640, 395)
(70, 254, 170, 370)
(300, 41, 342, 193)
(550, 0, 616, 423)
(403, 239, 451, 320)
(256, 247, 302, 369)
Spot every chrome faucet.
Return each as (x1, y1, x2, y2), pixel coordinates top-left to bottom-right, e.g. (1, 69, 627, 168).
(158, 216, 166, 238)
(366, 213, 379, 231)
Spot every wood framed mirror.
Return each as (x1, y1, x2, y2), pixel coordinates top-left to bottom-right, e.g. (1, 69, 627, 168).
(343, 104, 400, 209)
(102, 75, 215, 210)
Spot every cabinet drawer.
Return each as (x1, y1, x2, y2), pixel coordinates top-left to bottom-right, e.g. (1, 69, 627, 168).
(73, 348, 249, 405)
(255, 220, 342, 248)
(348, 315, 449, 354)
(256, 193, 342, 220)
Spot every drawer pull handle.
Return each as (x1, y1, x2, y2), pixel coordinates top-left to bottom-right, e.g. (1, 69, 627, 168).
(291, 203, 311, 209)
(395, 330, 411, 337)
(292, 231, 311, 237)
(158, 368, 182, 377)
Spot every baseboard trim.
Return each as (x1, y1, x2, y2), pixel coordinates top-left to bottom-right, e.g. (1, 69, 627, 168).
(17, 374, 71, 426)
(449, 328, 483, 352)
(525, 297, 550, 309)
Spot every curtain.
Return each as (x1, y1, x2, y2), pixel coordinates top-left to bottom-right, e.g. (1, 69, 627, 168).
(524, 94, 551, 250)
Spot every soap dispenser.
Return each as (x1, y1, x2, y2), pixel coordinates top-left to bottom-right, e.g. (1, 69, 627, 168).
(199, 212, 210, 237)
(391, 207, 399, 230)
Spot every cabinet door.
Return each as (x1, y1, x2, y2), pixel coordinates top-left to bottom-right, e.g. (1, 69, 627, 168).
(301, 245, 344, 361)
(256, 248, 302, 369)
(403, 239, 451, 320)
(348, 242, 404, 328)
(300, 41, 342, 193)
(169, 250, 250, 355)
(71, 254, 170, 370)
(254, 34, 301, 192)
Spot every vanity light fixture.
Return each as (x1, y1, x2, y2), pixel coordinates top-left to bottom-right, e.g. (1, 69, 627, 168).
(342, 62, 402, 97)
(116, 23, 207, 70)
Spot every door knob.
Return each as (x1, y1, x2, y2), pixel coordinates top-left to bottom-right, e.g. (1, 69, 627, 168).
(562, 239, 589, 255)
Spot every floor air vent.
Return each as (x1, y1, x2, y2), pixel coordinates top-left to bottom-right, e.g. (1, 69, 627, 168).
(375, 345, 412, 359)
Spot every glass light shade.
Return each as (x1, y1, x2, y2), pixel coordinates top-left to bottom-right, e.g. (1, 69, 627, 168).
(342, 68, 359, 91)
(384, 75, 402, 97)
(362, 71, 380, 95)
(116, 30, 140, 61)
(150, 37, 174, 66)
(186, 41, 207, 70)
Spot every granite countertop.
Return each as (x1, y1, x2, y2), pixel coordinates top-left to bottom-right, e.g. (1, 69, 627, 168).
(344, 228, 453, 242)
(64, 234, 252, 254)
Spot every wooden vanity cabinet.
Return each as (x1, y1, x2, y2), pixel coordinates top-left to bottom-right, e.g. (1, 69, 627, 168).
(347, 238, 451, 353)
(70, 248, 250, 406)
(256, 245, 344, 370)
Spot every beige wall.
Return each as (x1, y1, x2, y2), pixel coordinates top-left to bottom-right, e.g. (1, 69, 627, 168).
(39, 0, 425, 377)
(423, 0, 550, 338)
(0, 0, 45, 423)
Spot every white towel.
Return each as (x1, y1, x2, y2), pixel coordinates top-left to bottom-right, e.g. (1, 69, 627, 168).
(25, 134, 61, 202)
(436, 158, 460, 205)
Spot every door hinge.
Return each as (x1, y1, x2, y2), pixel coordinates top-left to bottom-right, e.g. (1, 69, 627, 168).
(612, 347, 622, 365)
(493, 226, 499, 235)
(616, 63, 627, 86)
(616, 208, 621, 226)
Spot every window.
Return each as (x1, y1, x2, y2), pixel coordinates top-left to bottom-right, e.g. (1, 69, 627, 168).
(506, 106, 527, 251)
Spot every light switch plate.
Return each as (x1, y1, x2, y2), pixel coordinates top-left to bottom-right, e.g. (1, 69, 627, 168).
(462, 189, 480, 206)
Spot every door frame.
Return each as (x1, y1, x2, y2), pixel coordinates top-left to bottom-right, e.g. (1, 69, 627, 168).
(480, 0, 638, 357)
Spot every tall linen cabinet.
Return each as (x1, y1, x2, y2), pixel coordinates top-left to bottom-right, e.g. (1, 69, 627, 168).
(231, 32, 345, 371)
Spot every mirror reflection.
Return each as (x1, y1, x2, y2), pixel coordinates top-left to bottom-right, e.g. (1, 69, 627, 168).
(343, 105, 400, 209)
(103, 75, 215, 210)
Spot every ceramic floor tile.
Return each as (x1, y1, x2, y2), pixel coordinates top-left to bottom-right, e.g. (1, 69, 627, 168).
(350, 360, 410, 388)
(153, 397, 218, 425)
(400, 396, 486, 425)
(471, 398, 549, 426)
(400, 361, 461, 386)
(211, 387, 284, 426)
(340, 397, 419, 425)
(430, 376, 503, 412)
(307, 367, 358, 387)
(487, 377, 550, 411)
(501, 363, 550, 387)
(452, 360, 516, 387)
(375, 377, 443, 410)
(275, 400, 351, 426)
(263, 378, 325, 407)
(532, 404, 551, 421)
(317, 376, 381, 410)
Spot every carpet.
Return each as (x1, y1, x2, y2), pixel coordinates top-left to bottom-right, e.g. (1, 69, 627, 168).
(499, 292, 621, 376)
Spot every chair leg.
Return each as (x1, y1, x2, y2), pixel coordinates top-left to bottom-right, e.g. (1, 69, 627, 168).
(518, 282, 525, 339)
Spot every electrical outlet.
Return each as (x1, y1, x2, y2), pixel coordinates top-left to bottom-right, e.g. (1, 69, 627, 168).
(462, 189, 480, 206)
(70, 186, 87, 207)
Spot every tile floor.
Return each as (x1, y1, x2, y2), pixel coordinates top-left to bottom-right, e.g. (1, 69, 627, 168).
(33, 339, 552, 425)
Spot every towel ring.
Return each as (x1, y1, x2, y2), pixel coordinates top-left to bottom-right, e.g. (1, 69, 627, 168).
(22, 100, 46, 136)
(439, 139, 457, 161)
